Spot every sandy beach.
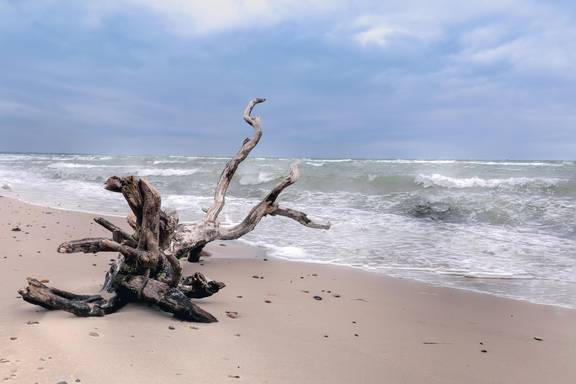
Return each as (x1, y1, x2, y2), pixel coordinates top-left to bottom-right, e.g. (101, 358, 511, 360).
(1, 196, 575, 383)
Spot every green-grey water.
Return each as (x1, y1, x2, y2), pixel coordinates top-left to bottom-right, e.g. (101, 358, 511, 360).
(1, 154, 575, 308)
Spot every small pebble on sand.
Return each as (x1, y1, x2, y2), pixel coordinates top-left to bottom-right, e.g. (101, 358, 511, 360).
(226, 311, 239, 319)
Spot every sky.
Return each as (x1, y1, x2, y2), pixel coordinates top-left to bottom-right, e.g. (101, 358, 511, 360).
(0, 0, 575, 159)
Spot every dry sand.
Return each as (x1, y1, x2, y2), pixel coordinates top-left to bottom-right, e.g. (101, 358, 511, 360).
(1, 196, 575, 383)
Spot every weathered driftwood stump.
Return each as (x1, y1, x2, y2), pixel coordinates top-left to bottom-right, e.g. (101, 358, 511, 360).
(18, 98, 330, 322)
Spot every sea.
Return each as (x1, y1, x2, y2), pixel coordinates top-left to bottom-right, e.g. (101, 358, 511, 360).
(1, 153, 575, 308)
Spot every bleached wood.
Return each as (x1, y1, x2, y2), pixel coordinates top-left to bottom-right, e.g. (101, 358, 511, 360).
(204, 98, 266, 225)
(19, 98, 329, 323)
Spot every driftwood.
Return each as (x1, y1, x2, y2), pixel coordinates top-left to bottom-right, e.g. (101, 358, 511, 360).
(18, 98, 330, 322)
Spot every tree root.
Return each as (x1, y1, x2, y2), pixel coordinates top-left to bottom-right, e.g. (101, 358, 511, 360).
(18, 98, 330, 323)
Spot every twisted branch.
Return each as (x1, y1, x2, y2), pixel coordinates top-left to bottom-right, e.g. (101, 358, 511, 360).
(217, 162, 330, 240)
(204, 98, 266, 225)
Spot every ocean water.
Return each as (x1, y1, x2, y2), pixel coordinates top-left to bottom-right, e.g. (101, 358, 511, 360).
(1, 153, 576, 308)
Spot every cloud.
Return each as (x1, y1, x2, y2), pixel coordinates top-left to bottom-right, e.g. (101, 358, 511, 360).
(351, 16, 408, 47)
(341, 0, 519, 48)
(0, 100, 32, 115)
(82, 0, 344, 36)
(2, 0, 576, 158)
(0, 0, 344, 36)
(341, 1, 576, 78)
(456, 15, 576, 74)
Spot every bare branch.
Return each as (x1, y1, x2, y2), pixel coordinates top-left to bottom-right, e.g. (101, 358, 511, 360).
(19, 278, 126, 317)
(269, 206, 331, 230)
(57, 237, 112, 254)
(204, 97, 266, 224)
(94, 217, 138, 247)
(217, 162, 305, 240)
(264, 160, 300, 202)
(57, 238, 155, 267)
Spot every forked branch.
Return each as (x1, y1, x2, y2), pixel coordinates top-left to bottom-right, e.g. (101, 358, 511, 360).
(217, 162, 330, 240)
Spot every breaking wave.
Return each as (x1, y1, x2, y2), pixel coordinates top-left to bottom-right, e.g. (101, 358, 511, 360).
(136, 168, 200, 176)
(238, 172, 279, 185)
(415, 174, 562, 190)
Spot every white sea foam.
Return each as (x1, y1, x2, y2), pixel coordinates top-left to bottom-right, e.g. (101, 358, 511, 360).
(238, 172, 278, 185)
(374, 159, 456, 164)
(415, 174, 561, 189)
(0, 154, 54, 162)
(152, 159, 189, 165)
(305, 161, 325, 167)
(303, 158, 353, 163)
(368, 159, 563, 167)
(136, 168, 200, 176)
(48, 162, 103, 168)
(239, 240, 310, 260)
(462, 161, 563, 167)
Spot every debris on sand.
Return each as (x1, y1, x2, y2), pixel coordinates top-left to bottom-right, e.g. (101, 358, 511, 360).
(226, 311, 240, 319)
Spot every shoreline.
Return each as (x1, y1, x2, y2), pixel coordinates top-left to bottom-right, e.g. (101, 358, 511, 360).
(2, 196, 576, 383)
(2, 193, 573, 311)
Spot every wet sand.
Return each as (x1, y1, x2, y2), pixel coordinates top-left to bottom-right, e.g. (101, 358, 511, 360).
(1, 197, 575, 383)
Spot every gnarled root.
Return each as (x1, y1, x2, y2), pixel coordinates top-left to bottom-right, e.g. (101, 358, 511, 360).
(18, 278, 127, 317)
(19, 275, 219, 322)
(116, 275, 218, 322)
(179, 272, 225, 299)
